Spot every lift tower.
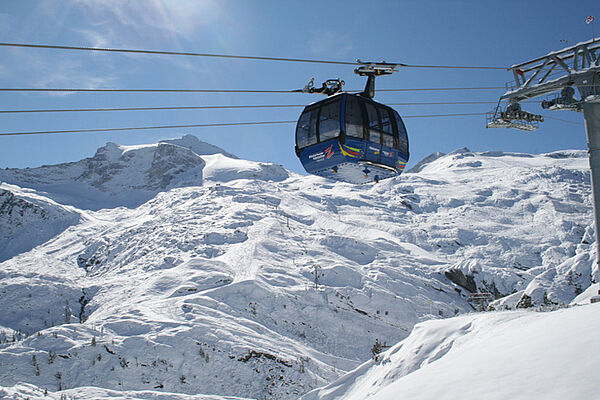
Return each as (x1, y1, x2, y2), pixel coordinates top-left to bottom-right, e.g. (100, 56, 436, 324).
(487, 38, 600, 302)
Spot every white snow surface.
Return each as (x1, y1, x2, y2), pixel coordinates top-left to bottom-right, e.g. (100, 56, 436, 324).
(0, 136, 597, 399)
(302, 303, 600, 400)
(0, 184, 85, 262)
(0, 383, 250, 399)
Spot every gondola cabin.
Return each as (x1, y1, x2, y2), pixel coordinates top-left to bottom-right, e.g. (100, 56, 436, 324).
(295, 92, 409, 184)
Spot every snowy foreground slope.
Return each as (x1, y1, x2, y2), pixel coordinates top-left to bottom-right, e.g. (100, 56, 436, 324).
(0, 135, 597, 399)
(302, 303, 600, 400)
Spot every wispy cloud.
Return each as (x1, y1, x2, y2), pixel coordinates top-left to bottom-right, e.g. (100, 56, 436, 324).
(69, 1, 227, 75)
(307, 30, 354, 60)
(0, 49, 118, 97)
(0, 1, 228, 92)
(71, 0, 225, 46)
(31, 56, 118, 90)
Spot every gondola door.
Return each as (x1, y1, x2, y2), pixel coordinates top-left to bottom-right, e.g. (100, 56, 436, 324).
(363, 102, 382, 166)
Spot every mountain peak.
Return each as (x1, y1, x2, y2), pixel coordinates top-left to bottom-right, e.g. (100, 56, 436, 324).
(160, 134, 239, 159)
(448, 147, 472, 155)
(93, 142, 124, 162)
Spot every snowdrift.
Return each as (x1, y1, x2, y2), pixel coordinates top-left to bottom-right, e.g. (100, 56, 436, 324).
(302, 303, 600, 400)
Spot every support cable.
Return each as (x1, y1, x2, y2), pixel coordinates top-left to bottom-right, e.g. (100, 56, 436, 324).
(0, 101, 539, 114)
(0, 111, 580, 137)
(403, 112, 486, 118)
(0, 121, 297, 136)
(0, 88, 294, 93)
(0, 105, 304, 114)
(543, 115, 585, 126)
(0, 86, 508, 94)
(1, 86, 595, 93)
(378, 87, 506, 92)
(0, 42, 508, 70)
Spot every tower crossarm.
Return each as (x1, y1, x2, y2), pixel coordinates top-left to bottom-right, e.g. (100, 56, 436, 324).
(500, 38, 600, 103)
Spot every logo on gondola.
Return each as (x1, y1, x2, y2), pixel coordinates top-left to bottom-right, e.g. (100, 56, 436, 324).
(369, 146, 380, 155)
(324, 144, 334, 159)
(397, 159, 407, 171)
(339, 143, 361, 158)
(308, 144, 335, 163)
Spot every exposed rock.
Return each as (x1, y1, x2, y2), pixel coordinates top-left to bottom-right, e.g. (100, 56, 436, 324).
(444, 268, 477, 293)
(516, 294, 534, 309)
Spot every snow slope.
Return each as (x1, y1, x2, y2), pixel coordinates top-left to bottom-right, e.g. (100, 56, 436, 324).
(0, 183, 84, 262)
(302, 303, 600, 400)
(0, 383, 251, 400)
(0, 137, 597, 399)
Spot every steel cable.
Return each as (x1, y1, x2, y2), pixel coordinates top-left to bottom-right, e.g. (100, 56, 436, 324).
(0, 42, 508, 70)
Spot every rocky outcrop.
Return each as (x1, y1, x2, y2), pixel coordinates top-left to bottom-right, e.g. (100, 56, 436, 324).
(0, 187, 81, 262)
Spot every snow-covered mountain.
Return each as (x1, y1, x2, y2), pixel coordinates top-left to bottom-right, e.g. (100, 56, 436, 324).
(0, 135, 287, 210)
(0, 135, 597, 399)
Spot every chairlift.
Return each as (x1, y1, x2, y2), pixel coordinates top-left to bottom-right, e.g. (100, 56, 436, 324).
(486, 101, 543, 131)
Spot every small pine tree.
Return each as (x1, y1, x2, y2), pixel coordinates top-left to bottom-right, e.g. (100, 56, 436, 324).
(32, 355, 40, 376)
(64, 305, 72, 323)
(91, 336, 97, 347)
(371, 338, 383, 360)
(55, 372, 62, 390)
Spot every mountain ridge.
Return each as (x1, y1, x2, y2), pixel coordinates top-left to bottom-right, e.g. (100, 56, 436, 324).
(0, 135, 287, 210)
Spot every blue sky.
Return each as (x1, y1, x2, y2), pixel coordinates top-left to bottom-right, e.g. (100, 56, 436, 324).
(0, 0, 598, 174)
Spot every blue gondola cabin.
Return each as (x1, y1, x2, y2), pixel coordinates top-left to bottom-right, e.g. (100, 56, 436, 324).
(295, 92, 409, 184)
